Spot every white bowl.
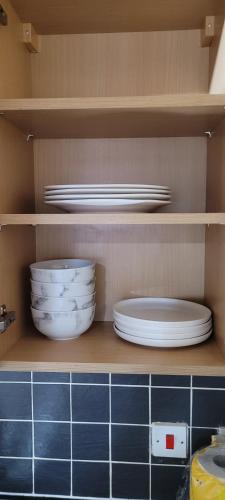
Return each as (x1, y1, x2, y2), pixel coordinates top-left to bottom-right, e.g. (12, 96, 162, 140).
(30, 259, 95, 283)
(31, 293, 96, 312)
(31, 279, 95, 297)
(31, 305, 95, 340)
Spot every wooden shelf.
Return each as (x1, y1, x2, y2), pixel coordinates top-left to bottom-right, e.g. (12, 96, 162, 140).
(10, 0, 223, 34)
(0, 94, 225, 138)
(1, 322, 225, 375)
(0, 213, 225, 226)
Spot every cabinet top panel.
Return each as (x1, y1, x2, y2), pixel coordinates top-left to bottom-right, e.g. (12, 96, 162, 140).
(11, 0, 224, 35)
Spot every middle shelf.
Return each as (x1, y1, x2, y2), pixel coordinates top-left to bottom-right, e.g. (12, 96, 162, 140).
(0, 213, 224, 226)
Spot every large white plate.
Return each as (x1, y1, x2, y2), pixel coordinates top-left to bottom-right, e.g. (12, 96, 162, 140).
(45, 188, 171, 195)
(113, 324, 212, 348)
(45, 183, 170, 190)
(113, 298, 212, 328)
(45, 199, 171, 213)
(115, 318, 212, 338)
(44, 193, 171, 200)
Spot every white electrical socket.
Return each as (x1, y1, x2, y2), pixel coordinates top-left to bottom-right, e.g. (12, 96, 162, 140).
(152, 422, 188, 459)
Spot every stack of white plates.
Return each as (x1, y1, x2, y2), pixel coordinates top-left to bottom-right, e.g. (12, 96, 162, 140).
(30, 259, 96, 340)
(44, 184, 171, 213)
(113, 298, 212, 348)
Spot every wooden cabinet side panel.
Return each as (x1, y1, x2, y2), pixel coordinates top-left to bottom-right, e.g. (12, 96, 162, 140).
(205, 117, 225, 354)
(0, 0, 31, 98)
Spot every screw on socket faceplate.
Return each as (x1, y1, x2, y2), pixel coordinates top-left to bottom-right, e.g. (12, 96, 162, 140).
(0, 4, 7, 26)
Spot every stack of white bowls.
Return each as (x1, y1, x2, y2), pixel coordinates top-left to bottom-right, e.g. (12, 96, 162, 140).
(113, 298, 213, 348)
(30, 259, 96, 340)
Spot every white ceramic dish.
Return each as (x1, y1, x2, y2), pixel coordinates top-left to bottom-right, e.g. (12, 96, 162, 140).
(114, 320, 213, 339)
(45, 188, 171, 195)
(31, 292, 96, 312)
(44, 193, 171, 200)
(30, 259, 95, 283)
(115, 317, 212, 334)
(45, 199, 171, 213)
(31, 305, 95, 340)
(31, 279, 95, 297)
(45, 184, 170, 190)
(113, 324, 212, 348)
(113, 298, 211, 328)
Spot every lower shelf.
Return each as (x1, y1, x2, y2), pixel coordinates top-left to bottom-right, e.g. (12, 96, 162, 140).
(1, 322, 225, 375)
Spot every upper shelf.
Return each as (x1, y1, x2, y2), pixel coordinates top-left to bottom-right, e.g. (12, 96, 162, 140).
(0, 213, 225, 226)
(10, 0, 224, 34)
(0, 94, 225, 138)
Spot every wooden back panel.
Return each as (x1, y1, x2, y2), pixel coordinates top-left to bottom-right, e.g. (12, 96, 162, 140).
(35, 137, 206, 320)
(31, 30, 209, 97)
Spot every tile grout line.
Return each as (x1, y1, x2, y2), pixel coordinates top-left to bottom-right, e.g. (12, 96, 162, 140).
(69, 372, 73, 497)
(109, 373, 112, 500)
(149, 374, 151, 500)
(189, 375, 193, 463)
(31, 372, 34, 495)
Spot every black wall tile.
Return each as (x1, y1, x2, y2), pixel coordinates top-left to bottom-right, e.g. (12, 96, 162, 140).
(72, 385, 109, 422)
(151, 388, 190, 424)
(0, 458, 32, 493)
(112, 463, 149, 499)
(0, 372, 31, 382)
(73, 461, 109, 498)
(151, 465, 185, 500)
(0, 422, 32, 457)
(112, 424, 149, 463)
(152, 375, 191, 387)
(191, 427, 217, 455)
(192, 389, 225, 427)
(33, 372, 70, 383)
(34, 459, 70, 495)
(34, 422, 70, 459)
(111, 386, 149, 424)
(33, 384, 70, 421)
(72, 373, 109, 384)
(193, 376, 225, 389)
(72, 423, 109, 460)
(0, 384, 31, 420)
(111, 374, 149, 385)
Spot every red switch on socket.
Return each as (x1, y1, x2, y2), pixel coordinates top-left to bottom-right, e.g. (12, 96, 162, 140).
(166, 434, 174, 449)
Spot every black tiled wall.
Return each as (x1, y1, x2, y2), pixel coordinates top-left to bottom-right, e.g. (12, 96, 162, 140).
(0, 372, 224, 500)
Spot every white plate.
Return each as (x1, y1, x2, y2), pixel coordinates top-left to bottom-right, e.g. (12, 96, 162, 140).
(115, 319, 212, 339)
(44, 193, 171, 200)
(45, 199, 171, 213)
(45, 183, 170, 190)
(45, 188, 171, 195)
(113, 324, 212, 348)
(113, 298, 211, 327)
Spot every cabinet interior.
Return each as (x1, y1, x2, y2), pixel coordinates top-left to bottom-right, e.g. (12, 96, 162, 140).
(0, 0, 225, 373)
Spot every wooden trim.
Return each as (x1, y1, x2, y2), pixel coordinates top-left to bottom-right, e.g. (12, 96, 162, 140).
(1, 323, 225, 375)
(210, 19, 225, 93)
(22, 23, 40, 53)
(0, 213, 224, 226)
(1, 94, 225, 111)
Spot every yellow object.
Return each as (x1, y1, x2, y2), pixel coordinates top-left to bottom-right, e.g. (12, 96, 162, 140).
(191, 447, 225, 500)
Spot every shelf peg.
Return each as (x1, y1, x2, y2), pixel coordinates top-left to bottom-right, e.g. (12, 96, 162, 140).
(204, 131, 214, 139)
(27, 133, 34, 142)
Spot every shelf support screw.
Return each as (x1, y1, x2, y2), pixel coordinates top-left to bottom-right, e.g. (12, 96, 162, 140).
(27, 133, 34, 142)
(204, 131, 214, 139)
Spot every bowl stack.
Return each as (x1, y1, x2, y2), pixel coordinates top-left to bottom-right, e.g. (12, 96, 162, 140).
(113, 298, 212, 348)
(30, 259, 96, 340)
